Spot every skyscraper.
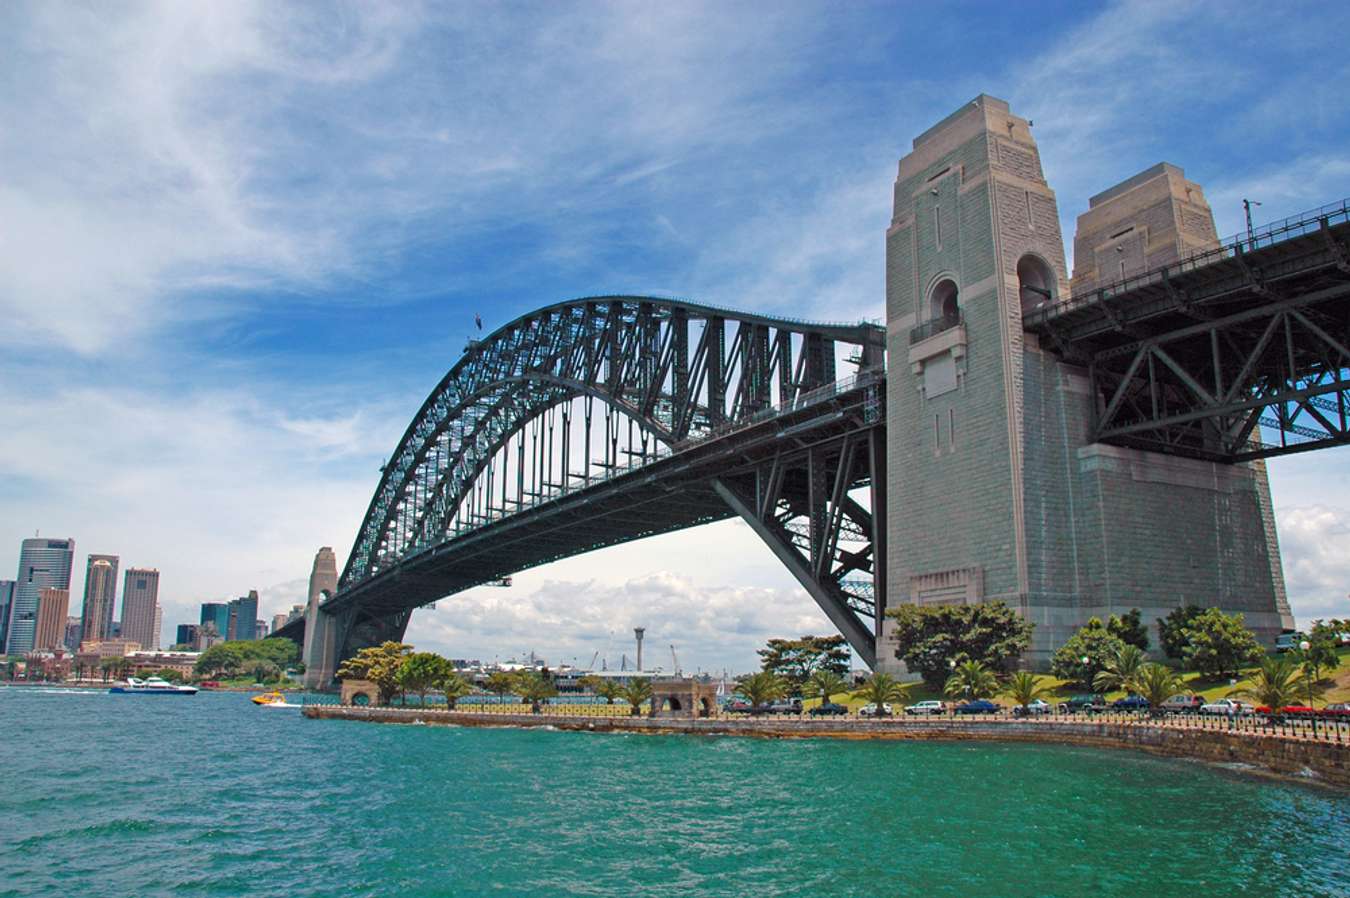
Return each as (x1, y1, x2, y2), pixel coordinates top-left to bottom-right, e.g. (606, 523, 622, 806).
(200, 602, 230, 640)
(80, 555, 119, 645)
(0, 580, 14, 653)
(64, 617, 82, 651)
(6, 537, 75, 654)
(175, 623, 199, 647)
(120, 568, 161, 651)
(34, 587, 70, 651)
(227, 591, 259, 641)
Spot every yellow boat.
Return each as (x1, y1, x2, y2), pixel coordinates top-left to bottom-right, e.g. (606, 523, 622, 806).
(252, 691, 288, 706)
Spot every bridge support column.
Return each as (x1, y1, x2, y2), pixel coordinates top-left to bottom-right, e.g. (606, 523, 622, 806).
(301, 604, 342, 690)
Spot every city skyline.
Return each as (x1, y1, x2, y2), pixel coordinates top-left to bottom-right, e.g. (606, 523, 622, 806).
(2, 2, 1349, 671)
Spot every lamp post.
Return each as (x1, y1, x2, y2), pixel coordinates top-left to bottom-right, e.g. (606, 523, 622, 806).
(1299, 639, 1319, 738)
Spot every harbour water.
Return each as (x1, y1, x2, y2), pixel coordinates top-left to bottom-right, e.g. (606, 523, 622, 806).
(2, 687, 1348, 897)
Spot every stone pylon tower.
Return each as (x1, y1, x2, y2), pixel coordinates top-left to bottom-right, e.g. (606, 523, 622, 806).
(301, 546, 338, 689)
(880, 96, 1290, 670)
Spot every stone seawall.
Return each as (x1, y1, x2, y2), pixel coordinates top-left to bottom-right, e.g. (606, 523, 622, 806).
(303, 706, 1350, 791)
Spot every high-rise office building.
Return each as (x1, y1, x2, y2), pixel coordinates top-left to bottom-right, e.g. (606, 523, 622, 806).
(64, 617, 82, 651)
(271, 612, 289, 633)
(34, 587, 70, 650)
(80, 555, 119, 644)
(120, 568, 161, 651)
(6, 537, 75, 654)
(200, 602, 230, 640)
(0, 580, 14, 653)
(175, 623, 199, 648)
(227, 591, 259, 641)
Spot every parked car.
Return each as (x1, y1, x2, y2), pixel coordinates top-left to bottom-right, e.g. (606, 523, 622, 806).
(1058, 694, 1108, 714)
(1160, 693, 1204, 714)
(723, 699, 753, 714)
(1200, 698, 1253, 716)
(1274, 632, 1299, 653)
(954, 699, 1001, 715)
(1111, 695, 1151, 711)
(858, 702, 893, 717)
(1255, 704, 1316, 717)
(905, 700, 946, 716)
(765, 698, 803, 715)
(1012, 699, 1052, 717)
(1321, 702, 1350, 719)
(809, 702, 849, 716)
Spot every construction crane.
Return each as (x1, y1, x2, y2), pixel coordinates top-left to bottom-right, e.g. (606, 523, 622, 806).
(670, 644, 680, 676)
(587, 650, 600, 671)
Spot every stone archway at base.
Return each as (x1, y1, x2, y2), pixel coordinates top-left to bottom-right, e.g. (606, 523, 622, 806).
(649, 677, 720, 719)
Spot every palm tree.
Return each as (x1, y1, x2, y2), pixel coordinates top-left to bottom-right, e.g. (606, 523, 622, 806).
(1133, 663, 1187, 717)
(514, 670, 558, 714)
(851, 672, 910, 716)
(483, 671, 518, 703)
(1003, 670, 1052, 713)
(1092, 644, 1146, 695)
(439, 672, 473, 709)
(736, 671, 788, 712)
(944, 660, 998, 701)
(618, 677, 653, 716)
(806, 670, 848, 707)
(1229, 654, 1302, 718)
(580, 675, 623, 706)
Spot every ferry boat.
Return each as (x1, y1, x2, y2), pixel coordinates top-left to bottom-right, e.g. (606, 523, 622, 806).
(109, 676, 198, 695)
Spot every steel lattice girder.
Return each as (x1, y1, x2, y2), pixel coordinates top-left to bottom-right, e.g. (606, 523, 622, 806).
(1028, 210, 1350, 462)
(323, 376, 886, 662)
(342, 296, 883, 590)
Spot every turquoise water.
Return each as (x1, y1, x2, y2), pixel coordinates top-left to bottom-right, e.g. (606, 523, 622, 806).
(2, 688, 1348, 897)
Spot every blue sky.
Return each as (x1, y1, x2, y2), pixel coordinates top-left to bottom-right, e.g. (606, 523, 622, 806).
(2, 0, 1348, 672)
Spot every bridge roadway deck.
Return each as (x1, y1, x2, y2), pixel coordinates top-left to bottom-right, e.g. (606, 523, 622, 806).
(322, 375, 881, 619)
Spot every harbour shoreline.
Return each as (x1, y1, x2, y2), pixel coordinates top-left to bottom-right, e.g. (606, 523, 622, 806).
(304, 704, 1350, 791)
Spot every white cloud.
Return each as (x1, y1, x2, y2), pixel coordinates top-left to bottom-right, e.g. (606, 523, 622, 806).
(1276, 505, 1350, 625)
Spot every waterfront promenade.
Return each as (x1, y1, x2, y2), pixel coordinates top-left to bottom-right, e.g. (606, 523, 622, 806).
(305, 704, 1350, 791)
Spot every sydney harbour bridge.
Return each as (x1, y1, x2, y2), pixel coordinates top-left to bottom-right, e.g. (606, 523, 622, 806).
(277, 97, 1350, 682)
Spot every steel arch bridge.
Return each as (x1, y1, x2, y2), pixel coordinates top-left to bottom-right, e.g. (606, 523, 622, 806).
(287, 296, 889, 676)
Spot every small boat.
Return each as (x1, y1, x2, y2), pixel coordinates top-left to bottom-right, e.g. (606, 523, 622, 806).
(109, 676, 198, 695)
(252, 691, 290, 706)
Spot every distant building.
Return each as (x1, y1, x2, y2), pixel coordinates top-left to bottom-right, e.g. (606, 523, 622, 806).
(196, 622, 223, 651)
(79, 554, 119, 644)
(199, 602, 230, 640)
(287, 603, 305, 624)
(126, 650, 198, 678)
(175, 623, 199, 648)
(256, 619, 268, 638)
(6, 537, 75, 654)
(33, 586, 70, 650)
(271, 612, 289, 634)
(78, 638, 142, 659)
(227, 591, 258, 641)
(120, 568, 161, 651)
(0, 580, 14, 653)
(63, 616, 82, 652)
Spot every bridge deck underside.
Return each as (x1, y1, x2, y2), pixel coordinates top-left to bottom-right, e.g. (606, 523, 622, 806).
(1029, 217, 1350, 461)
(325, 384, 883, 653)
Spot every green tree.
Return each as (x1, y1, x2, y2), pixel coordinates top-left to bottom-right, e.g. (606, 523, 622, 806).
(100, 658, 117, 683)
(1157, 605, 1204, 660)
(757, 635, 850, 695)
(1300, 621, 1341, 688)
(1003, 670, 1052, 713)
(439, 671, 473, 709)
(1133, 663, 1187, 716)
(1106, 608, 1149, 651)
(1181, 608, 1262, 678)
(886, 601, 1033, 687)
(194, 638, 299, 678)
(248, 661, 281, 684)
(851, 672, 910, 716)
(1051, 618, 1127, 688)
(580, 675, 623, 705)
(805, 670, 848, 706)
(943, 660, 999, 701)
(735, 671, 789, 710)
(1229, 654, 1303, 716)
(398, 652, 454, 705)
(484, 671, 518, 700)
(514, 670, 558, 713)
(153, 668, 185, 684)
(617, 677, 653, 716)
(335, 641, 413, 705)
(1091, 644, 1147, 695)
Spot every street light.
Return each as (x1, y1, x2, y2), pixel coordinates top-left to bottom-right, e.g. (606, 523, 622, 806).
(1299, 639, 1319, 737)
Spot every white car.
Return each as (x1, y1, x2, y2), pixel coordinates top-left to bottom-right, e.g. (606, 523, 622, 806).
(1200, 698, 1253, 716)
(1018, 699, 1053, 716)
(905, 700, 946, 716)
(859, 702, 893, 717)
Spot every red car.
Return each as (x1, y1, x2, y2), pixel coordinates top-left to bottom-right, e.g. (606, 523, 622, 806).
(1320, 703, 1350, 719)
(1255, 704, 1316, 716)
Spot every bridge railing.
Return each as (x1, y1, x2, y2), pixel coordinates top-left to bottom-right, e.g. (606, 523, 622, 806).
(1025, 197, 1350, 326)
(427, 366, 884, 547)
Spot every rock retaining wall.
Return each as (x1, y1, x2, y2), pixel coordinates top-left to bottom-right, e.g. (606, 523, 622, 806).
(303, 706, 1350, 791)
